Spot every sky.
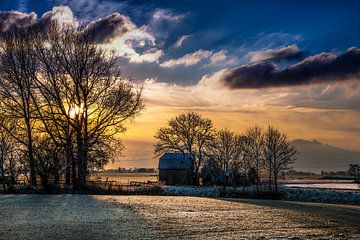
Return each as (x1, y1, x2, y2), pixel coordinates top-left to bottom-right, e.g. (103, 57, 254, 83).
(1, 0, 360, 169)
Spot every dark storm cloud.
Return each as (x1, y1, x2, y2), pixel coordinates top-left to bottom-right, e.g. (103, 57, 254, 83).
(85, 13, 135, 43)
(0, 11, 37, 33)
(250, 45, 306, 62)
(222, 47, 360, 89)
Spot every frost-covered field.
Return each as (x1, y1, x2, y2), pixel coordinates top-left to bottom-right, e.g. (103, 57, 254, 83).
(1, 195, 360, 239)
(162, 185, 360, 204)
(281, 180, 360, 190)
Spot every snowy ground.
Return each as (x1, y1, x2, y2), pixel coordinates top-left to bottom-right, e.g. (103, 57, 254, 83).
(1, 195, 360, 239)
(281, 180, 360, 190)
(162, 185, 360, 204)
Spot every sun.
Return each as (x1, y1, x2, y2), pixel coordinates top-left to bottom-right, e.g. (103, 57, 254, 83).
(67, 103, 84, 119)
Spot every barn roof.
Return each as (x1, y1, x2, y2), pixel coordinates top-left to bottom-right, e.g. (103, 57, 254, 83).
(158, 153, 192, 170)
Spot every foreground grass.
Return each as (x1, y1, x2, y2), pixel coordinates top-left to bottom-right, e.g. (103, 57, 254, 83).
(1, 195, 360, 239)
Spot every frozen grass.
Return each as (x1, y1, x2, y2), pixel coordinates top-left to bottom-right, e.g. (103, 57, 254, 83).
(162, 185, 360, 204)
(1, 195, 360, 239)
(282, 182, 360, 190)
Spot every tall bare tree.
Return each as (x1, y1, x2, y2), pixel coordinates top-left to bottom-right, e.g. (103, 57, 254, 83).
(0, 28, 38, 186)
(208, 129, 239, 188)
(264, 126, 297, 191)
(31, 25, 144, 188)
(245, 125, 265, 191)
(154, 112, 215, 185)
(0, 117, 22, 191)
(0, 22, 143, 190)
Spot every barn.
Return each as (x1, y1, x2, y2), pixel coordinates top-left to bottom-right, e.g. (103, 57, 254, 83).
(158, 153, 193, 185)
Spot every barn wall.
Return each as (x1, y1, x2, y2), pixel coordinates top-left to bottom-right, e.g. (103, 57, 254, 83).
(159, 169, 192, 185)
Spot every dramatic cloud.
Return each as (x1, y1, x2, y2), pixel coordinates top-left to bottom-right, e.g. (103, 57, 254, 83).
(0, 6, 162, 64)
(0, 11, 37, 33)
(174, 34, 192, 48)
(160, 49, 212, 68)
(104, 26, 163, 63)
(85, 13, 135, 43)
(217, 47, 360, 89)
(249, 44, 306, 62)
(84, 12, 163, 63)
(0, 6, 78, 34)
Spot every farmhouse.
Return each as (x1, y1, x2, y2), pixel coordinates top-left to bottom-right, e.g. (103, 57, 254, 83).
(158, 153, 192, 185)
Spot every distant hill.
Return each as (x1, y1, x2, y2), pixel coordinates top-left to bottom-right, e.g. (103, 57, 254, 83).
(291, 139, 360, 173)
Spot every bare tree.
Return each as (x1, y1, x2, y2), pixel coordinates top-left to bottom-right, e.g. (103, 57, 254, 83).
(0, 117, 22, 191)
(154, 112, 215, 185)
(264, 126, 297, 192)
(31, 25, 143, 188)
(348, 164, 360, 182)
(33, 136, 64, 193)
(239, 135, 256, 184)
(201, 156, 223, 186)
(245, 125, 265, 191)
(0, 23, 143, 190)
(208, 129, 240, 189)
(0, 28, 38, 186)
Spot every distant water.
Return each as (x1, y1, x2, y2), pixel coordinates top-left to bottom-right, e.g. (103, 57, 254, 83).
(91, 172, 158, 183)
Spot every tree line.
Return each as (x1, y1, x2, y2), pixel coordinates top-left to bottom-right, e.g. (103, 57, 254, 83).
(154, 112, 297, 192)
(0, 23, 143, 192)
(348, 164, 360, 182)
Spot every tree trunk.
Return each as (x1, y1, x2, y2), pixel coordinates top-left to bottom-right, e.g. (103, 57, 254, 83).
(71, 146, 77, 190)
(223, 172, 227, 191)
(41, 174, 50, 193)
(256, 159, 260, 193)
(9, 158, 15, 191)
(274, 172, 278, 192)
(77, 126, 88, 189)
(82, 118, 89, 189)
(65, 158, 71, 186)
(192, 173, 199, 186)
(54, 157, 60, 184)
(78, 105, 89, 189)
(26, 117, 36, 187)
(65, 138, 72, 186)
(268, 160, 272, 192)
(76, 130, 84, 188)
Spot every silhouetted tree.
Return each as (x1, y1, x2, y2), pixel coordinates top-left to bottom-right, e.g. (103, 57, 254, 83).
(264, 126, 297, 192)
(0, 28, 38, 186)
(33, 137, 63, 193)
(245, 125, 264, 191)
(201, 156, 223, 186)
(0, 117, 22, 191)
(0, 23, 143, 191)
(30, 24, 143, 189)
(154, 112, 215, 185)
(348, 164, 360, 182)
(207, 129, 242, 189)
(247, 167, 258, 185)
